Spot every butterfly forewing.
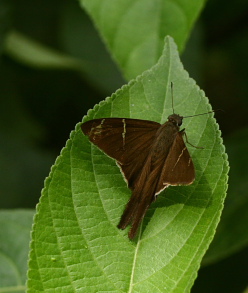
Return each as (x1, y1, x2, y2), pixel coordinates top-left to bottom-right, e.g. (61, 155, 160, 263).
(81, 118, 160, 164)
(82, 118, 162, 190)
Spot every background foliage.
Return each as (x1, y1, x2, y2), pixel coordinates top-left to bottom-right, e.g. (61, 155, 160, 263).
(0, 0, 247, 292)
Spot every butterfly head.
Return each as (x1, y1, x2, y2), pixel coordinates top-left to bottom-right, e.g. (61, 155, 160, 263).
(168, 114, 183, 126)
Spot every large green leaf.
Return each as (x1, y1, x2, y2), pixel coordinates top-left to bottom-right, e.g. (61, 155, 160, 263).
(80, 0, 206, 79)
(27, 37, 228, 292)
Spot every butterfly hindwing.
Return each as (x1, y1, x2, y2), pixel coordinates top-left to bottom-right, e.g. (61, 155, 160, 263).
(156, 131, 195, 193)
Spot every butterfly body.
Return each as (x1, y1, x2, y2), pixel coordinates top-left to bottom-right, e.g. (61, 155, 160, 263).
(81, 114, 195, 239)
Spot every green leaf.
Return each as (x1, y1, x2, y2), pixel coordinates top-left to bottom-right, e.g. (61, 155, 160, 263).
(80, 0, 206, 79)
(0, 209, 34, 293)
(27, 37, 228, 292)
(5, 30, 84, 71)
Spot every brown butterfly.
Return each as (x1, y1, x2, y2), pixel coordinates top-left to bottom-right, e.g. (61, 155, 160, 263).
(81, 86, 214, 239)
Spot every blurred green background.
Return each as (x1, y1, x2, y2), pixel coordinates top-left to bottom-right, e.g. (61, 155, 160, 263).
(0, 0, 247, 292)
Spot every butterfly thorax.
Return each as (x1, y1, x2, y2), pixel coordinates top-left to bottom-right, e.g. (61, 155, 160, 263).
(149, 118, 181, 166)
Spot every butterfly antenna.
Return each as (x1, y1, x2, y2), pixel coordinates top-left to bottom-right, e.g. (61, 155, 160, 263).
(184, 109, 223, 119)
(171, 82, 175, 114)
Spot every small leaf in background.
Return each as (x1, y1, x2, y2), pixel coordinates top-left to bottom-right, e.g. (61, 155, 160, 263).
(0, 210, 34, 293)
(27, 37, 228, 292)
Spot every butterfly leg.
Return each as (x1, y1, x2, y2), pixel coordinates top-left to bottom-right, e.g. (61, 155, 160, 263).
(181, 129, 204, 149)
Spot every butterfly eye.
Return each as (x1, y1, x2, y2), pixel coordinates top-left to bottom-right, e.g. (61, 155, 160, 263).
(177, 120, 182, 126)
